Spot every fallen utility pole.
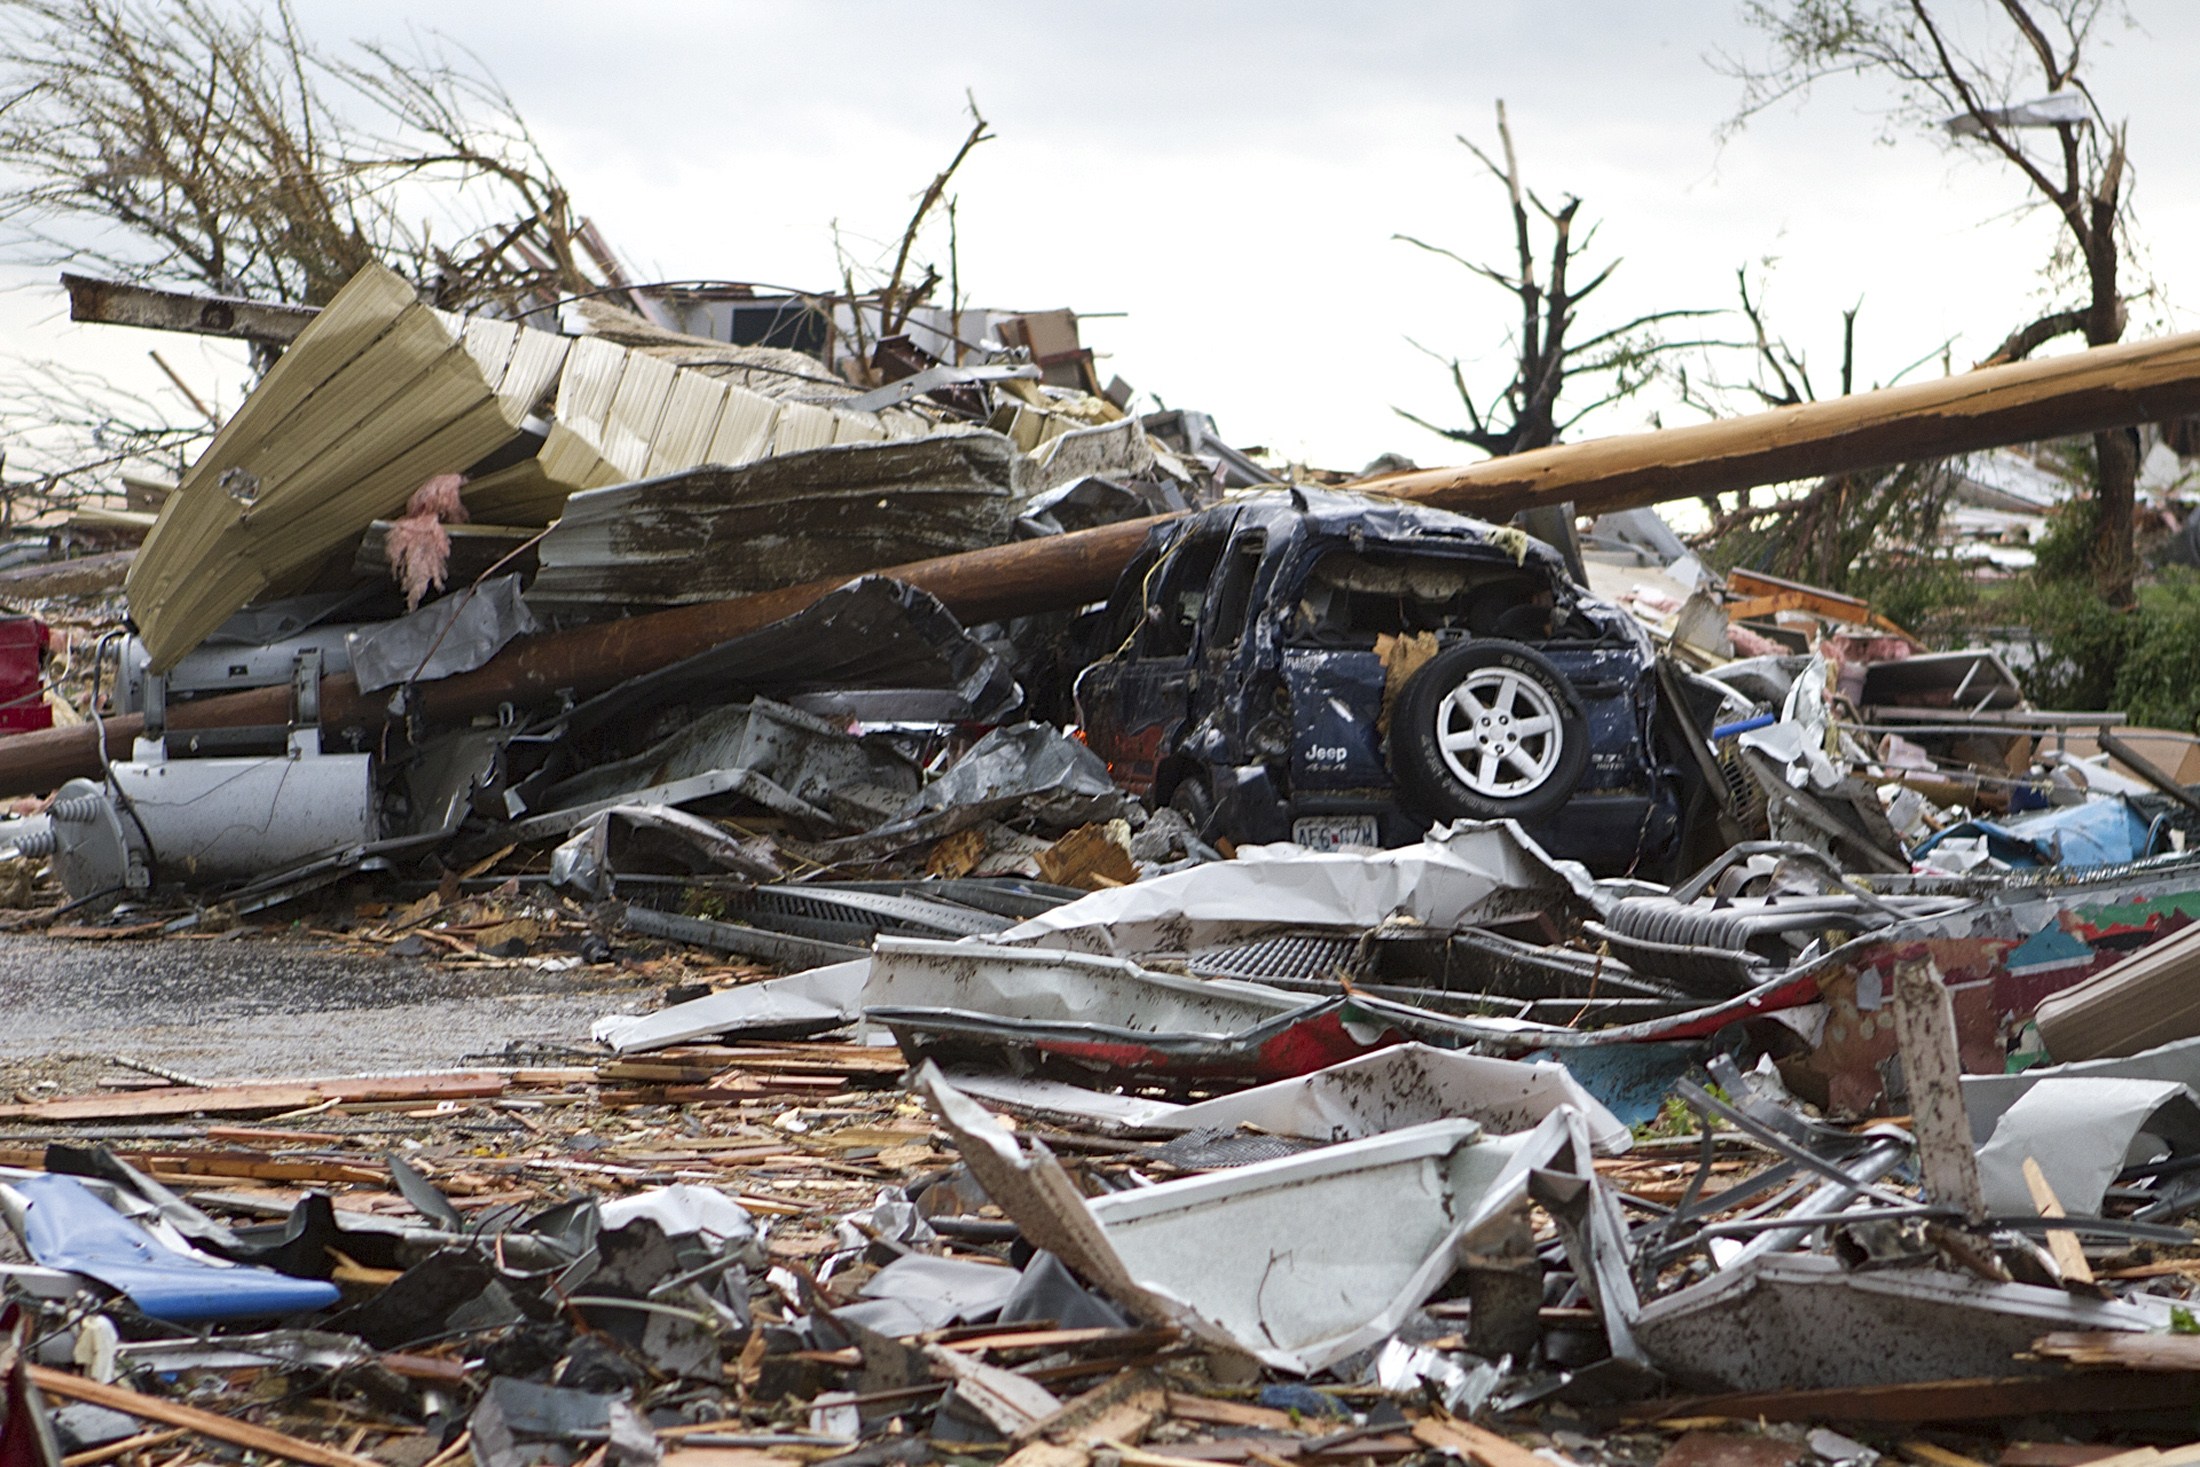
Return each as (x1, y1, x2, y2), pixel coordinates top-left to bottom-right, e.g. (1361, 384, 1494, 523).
(1366, 326, 2200, 520)
(7, 328, 2200, 798)
(0, 516, 1170, 797)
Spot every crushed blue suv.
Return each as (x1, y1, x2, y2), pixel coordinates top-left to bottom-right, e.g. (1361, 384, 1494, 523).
(1073, 489, 1682, 875)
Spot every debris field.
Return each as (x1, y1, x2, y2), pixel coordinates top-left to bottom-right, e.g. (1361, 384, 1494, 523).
(7, 261, 2200, 1467)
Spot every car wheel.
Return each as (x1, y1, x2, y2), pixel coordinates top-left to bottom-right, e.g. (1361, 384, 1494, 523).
(1390, 639, 1588, 822)
(1166, 770, 1216, 838)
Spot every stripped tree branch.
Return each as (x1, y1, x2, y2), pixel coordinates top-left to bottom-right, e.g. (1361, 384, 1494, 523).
(1393, 99, 1705, 461)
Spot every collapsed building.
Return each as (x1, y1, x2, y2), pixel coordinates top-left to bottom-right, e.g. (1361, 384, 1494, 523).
(4, 264, 2200, 1466)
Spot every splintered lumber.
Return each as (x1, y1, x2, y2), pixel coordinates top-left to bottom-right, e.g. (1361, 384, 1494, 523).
(1412, 1415, 1562, 1467)
(61, 1427, 191, 1467)
(0, 1146, 382, 1185)
(1891, 958, 1987, 1223)
(17, 328, 2200, 798)
(2022, 1158, 2095, 1284)
(1164, 1395, 1303, 1433)
(1900, 1446, 1994, 1467)
(28, 1366, 380, 1467)
(0, 1071, 507, 1122)
(2033, 1330, 2200, 1371)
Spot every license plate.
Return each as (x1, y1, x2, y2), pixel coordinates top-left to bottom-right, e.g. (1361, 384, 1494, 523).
(1292, 815, 1380, 852)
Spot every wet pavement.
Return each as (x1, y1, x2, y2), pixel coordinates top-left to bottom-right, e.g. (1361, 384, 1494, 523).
(0, 935, 656, 1080)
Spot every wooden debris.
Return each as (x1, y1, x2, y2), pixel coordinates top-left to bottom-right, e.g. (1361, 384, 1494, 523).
(925, 1342, 1063, 1435)
(2034, 1331, 2200, 1371)
(1890, 958, 1986, 1223)
(1414, 1414, 1573, 1467)
(1035, 822, 1137, 890)
(1898, 1444, 1994, 1467)
(1163, 1395, 1303, 1433)
(30, 1366, 381, 1467)
(1018, 1369, 1164, 1448)
(2021, 1157, 2095, 1285)
(0, 1072, 507, 1122)
(58, 1427, 191, 1467)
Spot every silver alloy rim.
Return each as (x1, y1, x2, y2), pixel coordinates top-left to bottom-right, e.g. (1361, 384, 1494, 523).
(1434, 666, 1563, 798)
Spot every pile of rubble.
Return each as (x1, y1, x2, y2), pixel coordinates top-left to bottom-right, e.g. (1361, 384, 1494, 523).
(8, 261, 2200, 1465)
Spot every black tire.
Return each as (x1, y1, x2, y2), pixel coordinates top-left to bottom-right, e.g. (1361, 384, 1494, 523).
(1165, 769, 1216, 840)
(1390, 638, 1588, 822)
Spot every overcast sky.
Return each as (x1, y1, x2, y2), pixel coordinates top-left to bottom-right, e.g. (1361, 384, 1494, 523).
(11, 0, 2200, 473)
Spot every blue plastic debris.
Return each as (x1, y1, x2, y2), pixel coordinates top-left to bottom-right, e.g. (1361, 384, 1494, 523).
(1711, 713, 1779, 741)
(1529, 1042, 1699, 1129)
(7, 1174, 339, 1322)
(1257, 1384, 1349, 1418)
(1912, 797, 2166, 870)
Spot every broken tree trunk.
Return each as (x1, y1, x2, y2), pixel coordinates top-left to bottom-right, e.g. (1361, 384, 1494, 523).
(9, 328, 2200, 797)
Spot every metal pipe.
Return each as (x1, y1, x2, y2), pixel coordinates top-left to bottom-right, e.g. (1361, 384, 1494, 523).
(1721, 1135, 1910, 1267)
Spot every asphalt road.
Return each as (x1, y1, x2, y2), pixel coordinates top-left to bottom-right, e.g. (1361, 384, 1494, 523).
(0, 935, 658, 1081)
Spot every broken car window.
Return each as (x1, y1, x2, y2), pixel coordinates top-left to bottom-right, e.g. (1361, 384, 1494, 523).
(1144, 533, 1227, 657)
(1289, 549, 1556, 644)
(1206, 532, 1267, 652)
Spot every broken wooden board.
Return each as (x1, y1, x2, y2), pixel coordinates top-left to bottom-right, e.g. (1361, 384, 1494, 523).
(1414, 1414, 1574, 1467)
(0, 1071, 508, 1122)
(1892, 958, 1986, 1222)
(1016, 1369, 1164, 1448)
(2033, 1330, 2200, 1371)
(0, 1147, 383, 1185)
(1036, 822, 1137, 891)
(29, 1366, 380, 1467)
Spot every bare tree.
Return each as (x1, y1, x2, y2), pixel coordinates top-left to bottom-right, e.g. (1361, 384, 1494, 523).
(1680, 266, 1862, 413)
(0, 0, 644, 518)
(1699, 450, 1968, 600)
(1395, 101, 1716, 458)
(1681, 267, 1966, 598)
(0, 358, 199, 522)
(0, 0, 610, 313)
(1723, 0, 2144, 604)
(831, 95, 993, 384)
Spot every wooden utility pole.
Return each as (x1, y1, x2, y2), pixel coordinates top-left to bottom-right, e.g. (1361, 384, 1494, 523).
(1366, 327, 2200, 523)
(9, 328, 2200, 797)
